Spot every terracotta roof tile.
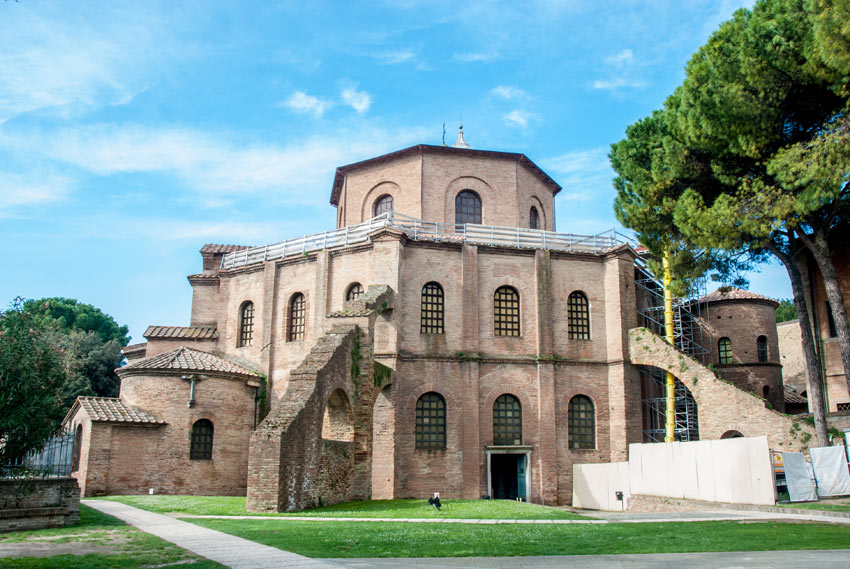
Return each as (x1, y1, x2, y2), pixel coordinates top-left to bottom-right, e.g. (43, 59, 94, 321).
(144, 326, 218, 340)
(119, 346, 259, 377)
(77, 397, 165, 424)
(696, 288, 778, 305)
(784, 386, 808, 405)
(200, 243, 251, 254)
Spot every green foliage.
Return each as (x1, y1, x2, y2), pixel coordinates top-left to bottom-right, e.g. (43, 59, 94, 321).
(373, 361, 392, 387)
(775, 299, 798, 322)
(0, 299, 67, 466)
(24, 297, 130, 346)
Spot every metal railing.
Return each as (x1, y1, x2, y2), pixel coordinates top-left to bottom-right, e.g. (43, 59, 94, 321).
(221, 212, 632, 270)
(1, 428, 76, 478)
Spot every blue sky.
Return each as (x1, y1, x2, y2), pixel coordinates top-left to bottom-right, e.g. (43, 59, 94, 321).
(1, 0, 783, 343)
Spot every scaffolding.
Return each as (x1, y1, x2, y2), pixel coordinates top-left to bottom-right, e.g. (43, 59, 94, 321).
(640, 366, 700, 442)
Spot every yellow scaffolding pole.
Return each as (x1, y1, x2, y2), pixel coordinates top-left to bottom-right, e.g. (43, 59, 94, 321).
(663, 251, 676, 443)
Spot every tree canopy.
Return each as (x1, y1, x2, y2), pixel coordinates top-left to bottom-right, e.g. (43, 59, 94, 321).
(24, 297, 130, 347)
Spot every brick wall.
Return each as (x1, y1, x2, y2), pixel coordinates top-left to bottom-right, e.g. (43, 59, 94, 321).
(0, 478, 80, 533)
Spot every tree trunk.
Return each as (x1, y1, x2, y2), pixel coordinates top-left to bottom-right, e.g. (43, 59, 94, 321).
(768, 242, 829, 447)
(796, 226, 850, 399)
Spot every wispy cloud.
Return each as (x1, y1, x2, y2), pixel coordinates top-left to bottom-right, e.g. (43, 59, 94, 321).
(377, 49, 417, 65)
(282, 91, 334, 117)
(605, 49, 634, 65)
(341, 86, 372, 114)
(453, 51, 499, 63)
(0, 171, 73, 216)
(491, 85, 532, 101)
(592, 77, 646, 90)
(503, 109, 536, 128)
(593, 47, 645, 91)
(541, 147, 615, 202)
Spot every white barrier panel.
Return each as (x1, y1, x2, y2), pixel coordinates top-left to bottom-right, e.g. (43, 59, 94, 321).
(783, 452, 817, 502)
(572, 462, 630, 511)
(810, 446, 850, 497)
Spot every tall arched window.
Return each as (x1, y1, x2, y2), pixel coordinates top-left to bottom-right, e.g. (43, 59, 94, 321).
(415, 392, 446, 449)
(568, 291, 590, 340)
(718, 337, 732, 364)
(757, 335, 768, 363)
(493, 394, 522, 445)
(455, 190, 482, 227)
(71, 424, 83, 472)
(494, 286, 520, 336)
(346, 283, 364, 301)
(190, 419, 214, 460)
(288, 293, 306, 341)
(568, 395, 595, 449)
(529, 206, 539, 230)
(420, 282, 444, 334)
(238, 301, 254, 347)
(374, 194, 394, 216)
(762, 385, 771, 400)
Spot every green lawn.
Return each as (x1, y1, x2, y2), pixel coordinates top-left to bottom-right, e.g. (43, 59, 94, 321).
(93, 496, 586, 519)
(0, 505, 225, 569)
(776, 502, 850, 514)
(186, 518, 850, 558)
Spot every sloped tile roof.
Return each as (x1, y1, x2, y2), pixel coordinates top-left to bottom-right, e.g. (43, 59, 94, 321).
(119, 346, 260, 377)
(696, 287, 778, 305)
(78, 397, 165, 424)
(144, 325, 218, 340)
(784, 386, 808, 405)
(200, 243, 251, 254)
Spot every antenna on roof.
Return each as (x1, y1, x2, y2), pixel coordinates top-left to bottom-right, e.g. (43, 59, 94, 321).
(442, 122, 447, 146)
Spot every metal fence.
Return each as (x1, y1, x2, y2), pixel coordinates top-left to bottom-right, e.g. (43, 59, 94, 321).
(1, 428, 76, 478)
(221, 212, 632, 270)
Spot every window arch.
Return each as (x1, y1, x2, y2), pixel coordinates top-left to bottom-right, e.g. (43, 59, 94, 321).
(493, 394, 522, 445)
(346, 283, 364, 301)
(568, 291, 590, 340)
(529, 206, 539, 230)
(415, 392, 446, 449)
(568, 395, 595, 449)
(238, 301, 254, 347)
(494, 286, 520, 336)
(71, 424, 83, 472)
(420, 282, 444, 334)
(757, 335, 768, 363)
(455, 190, 482, 227)
(374, 194, 394, 216)
(762, 385, 771, 400)
(718, 337, 732, 364)
(288, 293, 306, 341)
(190, 419, 214, 460)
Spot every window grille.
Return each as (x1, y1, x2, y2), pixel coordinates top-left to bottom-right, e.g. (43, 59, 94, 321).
(374, 194, 394, 216)
(757, 335, 768, 363)
(494, 286, 520, 336)
(346, 283, 364, 301)
(568, 291, 590, 340)
(289, 293, 306, 341)
(568, 395, 595, 449)
(718, 337, 732, 364)
(836, 402, 850, 412)
(493, 394, 522, 445)
(529, 206, 539, 230)
(190, 419, 214, 460)
(420, 282, 444, 334)
(239, 301, 254, 347)
(455, 190, 482, 227)
(415, 392, 446, 449)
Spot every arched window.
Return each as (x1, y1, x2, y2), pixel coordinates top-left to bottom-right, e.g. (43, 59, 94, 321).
(374, 194, 394, 216)
(763, 385, 771, 399)
(71, 424, 83, 472)
(455, 190, 482, 227)
(346, 283, 364, 301)
(529, 206, 539, 230)
(420, 282, 444, 334)
(721, 430, 744, 439)
(757, 335, 768, 363)
(568, 395, 595, 449)
(494, 286, 520, 336)
(568, 291, 590, 340)
(190, 419, 214, 460)
(493, 394, 522, 445)
(238, 301, 254, 347)
(718, 337, 732, 364)
(288, 293, 306, 341)
(415, 392, 446, 449)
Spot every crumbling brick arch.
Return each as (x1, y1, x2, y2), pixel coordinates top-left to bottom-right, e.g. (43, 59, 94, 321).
(322, 388, 354, 442)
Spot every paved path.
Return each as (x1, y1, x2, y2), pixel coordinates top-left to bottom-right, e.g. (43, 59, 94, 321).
(83, 500, 343, 569)
(329, 550, 850, 568)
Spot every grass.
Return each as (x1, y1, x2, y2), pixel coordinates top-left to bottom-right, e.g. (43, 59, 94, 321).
(92, 496, 587, 519)
(776, 502, 850, 514)
(186, 518, 850, 558)
(0, 505, 225, 569)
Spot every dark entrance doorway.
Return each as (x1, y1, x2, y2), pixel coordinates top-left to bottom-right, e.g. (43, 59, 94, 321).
(490, 454, 526, 500)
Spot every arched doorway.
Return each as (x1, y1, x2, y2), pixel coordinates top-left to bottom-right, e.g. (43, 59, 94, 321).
(322, 389, 353, 442)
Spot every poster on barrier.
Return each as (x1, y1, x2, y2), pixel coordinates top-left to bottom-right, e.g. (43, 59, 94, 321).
(782, 452, 817, 502)
(810, 446, 850, 497)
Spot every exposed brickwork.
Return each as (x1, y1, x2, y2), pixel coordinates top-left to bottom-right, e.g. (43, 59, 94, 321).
(0, 478, 80, 533)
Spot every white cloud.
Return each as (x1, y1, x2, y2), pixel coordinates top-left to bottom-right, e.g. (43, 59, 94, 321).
(282, 91, 334, 117)
(0, 171, 73, 215)
(503, 109, 536, 128)
(453, 52, 498, 63)
(491, 85, 532, 100)
(341, 87, 372, 114)
(542, 147, 615, 202)
(606, 49, 634, 65)
(591, 77, 646, 91)
(378, 49, 416, 65)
